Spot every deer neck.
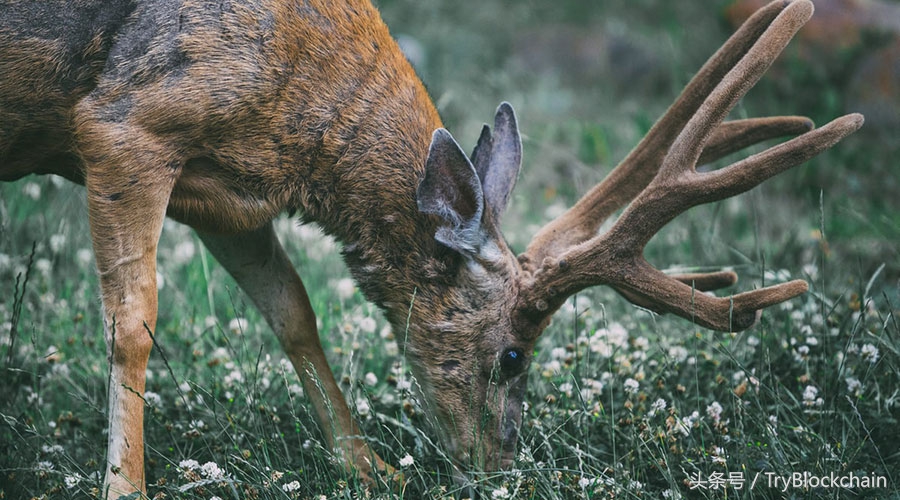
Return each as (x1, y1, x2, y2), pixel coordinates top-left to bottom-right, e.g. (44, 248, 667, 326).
(282, 73, 449, 328)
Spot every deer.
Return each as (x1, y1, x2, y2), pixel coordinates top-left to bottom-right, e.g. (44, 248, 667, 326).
(0, 0, 862, 498)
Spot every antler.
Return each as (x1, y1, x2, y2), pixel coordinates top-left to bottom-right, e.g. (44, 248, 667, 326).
(517, 0, 863, 332)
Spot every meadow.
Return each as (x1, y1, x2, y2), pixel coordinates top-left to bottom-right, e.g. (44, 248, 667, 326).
(1, 0, 898, 498)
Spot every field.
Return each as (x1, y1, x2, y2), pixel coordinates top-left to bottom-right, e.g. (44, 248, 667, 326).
(2, 0, 898, 498)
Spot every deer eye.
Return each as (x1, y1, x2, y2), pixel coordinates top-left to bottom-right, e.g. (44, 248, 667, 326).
(500, 348, 526, 374)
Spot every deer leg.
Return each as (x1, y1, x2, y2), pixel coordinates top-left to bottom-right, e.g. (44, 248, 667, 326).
(197, 223, 394, 483)
(76, 109, 180, 499)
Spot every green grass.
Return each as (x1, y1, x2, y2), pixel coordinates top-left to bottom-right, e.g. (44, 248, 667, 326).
(2, 1, 899, 498)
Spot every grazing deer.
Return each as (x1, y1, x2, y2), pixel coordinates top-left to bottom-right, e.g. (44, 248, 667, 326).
(0, 0, 862, 497)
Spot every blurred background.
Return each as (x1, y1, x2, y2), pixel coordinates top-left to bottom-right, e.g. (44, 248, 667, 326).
(377, 0, 899, 291)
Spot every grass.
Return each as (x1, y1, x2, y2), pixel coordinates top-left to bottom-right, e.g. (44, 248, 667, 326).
(2, 0, 899, 498)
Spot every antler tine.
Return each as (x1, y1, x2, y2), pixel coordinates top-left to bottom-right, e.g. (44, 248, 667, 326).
(686, 113, 863, 208)
(606, 260, 811, 331)
(516, 0, 865, 332)
(698, 116, 813, 165)
(521, 0, 809, 269)
(652, 0, 814, 188)
(615, 270, 738, 313)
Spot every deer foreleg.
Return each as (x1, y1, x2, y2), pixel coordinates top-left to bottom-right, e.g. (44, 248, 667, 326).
(77, 105, 180, 499)
(198, 223, 394, 483)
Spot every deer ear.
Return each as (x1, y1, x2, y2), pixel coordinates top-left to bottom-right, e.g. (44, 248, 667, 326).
(418, 128, 487, 255)
(471, 102, 522, 225)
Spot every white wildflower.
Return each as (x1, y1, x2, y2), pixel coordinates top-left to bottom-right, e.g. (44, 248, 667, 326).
(51, 361, 70, 378)
(580, 378, 603, 400)
(282, 480, 301, 492)
(623, 378, 639, 394)
(64, 473, 82, 488)
(606, 322, 628, 346)
(364, 372, 378, 386)
(802, 385, 818, 401)
(49, 234, 67, 254)
(200, 461, 225, 480)
(179, 459, 200, 471)
(794, 345, 810, 362)
(811, 313, 825, 327)
(172, 240, 196, 265)
(668, 346, 689, 363)
(228, 317, 248, 335)
(803, 264, 818, 280)
(356, 398, 370, 416)
(492, 486, 510, 499)
(846, 377, 862, 396)
(334, 278, 355, 300)
(144, 391, 162, 408)
(558, 382, 573, 397)
(76, 248, 93, 268)
(399, 454, 414, 467)
(544, 202, 567, 220)
(359, 316, 377, 333)
(648, 398, 667, 417)
(550, 347, 568, 360)
(35, 258, 52, 276)
(860, 344, 880, 364)
(588, 323, 628, 357)
(224, 369, 242, 388)
(706, 401, 723, 422)
(802, 385, 822, 407)
(675, 411, 700, 436)
(41, 444, 64, 455)
(542, 360, 562, 375)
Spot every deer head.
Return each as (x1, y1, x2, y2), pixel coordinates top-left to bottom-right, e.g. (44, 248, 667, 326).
(407, 0, 862, 472)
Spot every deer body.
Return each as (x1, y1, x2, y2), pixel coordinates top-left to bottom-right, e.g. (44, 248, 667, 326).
(1, 1, 863, 498)
(1, 0, 440, 234)
(2, 0, 452, 494)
